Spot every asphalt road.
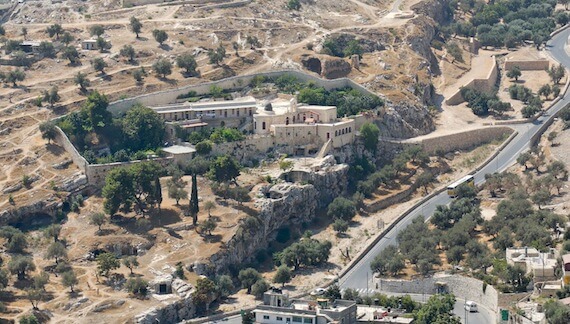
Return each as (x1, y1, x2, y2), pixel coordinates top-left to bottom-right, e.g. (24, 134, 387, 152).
(338, 27, 570, 323)
(214, 28, 570, 324)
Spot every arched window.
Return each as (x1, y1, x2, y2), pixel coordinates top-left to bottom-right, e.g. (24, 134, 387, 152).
(286, 117, 290, 125)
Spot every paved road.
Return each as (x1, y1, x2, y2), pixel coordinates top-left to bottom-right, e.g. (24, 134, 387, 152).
(338, 28, 570, 323)
(214, 27, 570, 324)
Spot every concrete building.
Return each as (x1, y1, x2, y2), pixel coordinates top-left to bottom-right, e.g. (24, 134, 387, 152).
(19, 41, 41, 54)
(152, 96, 257, 123)
(151, 96, 357, 151)
(81, 39, 98, 50)
(506, 247, 558, 282)
(254, 288, 357, 324)
(161, 145, 196, 165)
(255, 98, 355, 149)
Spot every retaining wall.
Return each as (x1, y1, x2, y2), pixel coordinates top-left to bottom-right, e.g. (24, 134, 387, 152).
(445, 58, 499, 105)
(122, 0, 175, 6)
(377, 274, 498, 317)
(86, 157, 173, 188)
(211, 136, 277, 163)
(107, 69, 373, 115)
(54, 127, 88, 173)
(504, 60, 549, 71)
(418, 127, 512, 154)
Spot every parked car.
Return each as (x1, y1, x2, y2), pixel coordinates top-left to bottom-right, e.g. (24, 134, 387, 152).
(464, 301, 478, 312)
(310, 288, 326, 296)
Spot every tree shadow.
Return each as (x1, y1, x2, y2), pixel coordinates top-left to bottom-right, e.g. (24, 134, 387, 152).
(137, 36, 149, 41)
(46, 143, 65, 156)
(51, 105, 69, 115)
(67, 61, 83, 67)
(0, 290, 16, 302)
(67, 290, 83, 298)
(159, 44, 172, 51)
(159, 77, 178, 86)
(101, 74, 113, 82)
(13, 279, 33, 290)
(166, 228, 183, 239)
(202, 234, 222, 243)
(150, 208, 181, 227)
(182, 71, 200, 78)
(96, 228, 115, 236)
(233, 204, 258, 217)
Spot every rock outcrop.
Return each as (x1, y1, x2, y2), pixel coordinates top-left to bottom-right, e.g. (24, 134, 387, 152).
(377, 101, 435, 138)
(0, 197, 63, 226)
(209, 157, 348, 273)
(135, 297, 197, 324)
(321, 58, 352, 79)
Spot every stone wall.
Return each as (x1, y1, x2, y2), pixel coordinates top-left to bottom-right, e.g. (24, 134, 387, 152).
(86, 157, 174, 188)
(123, 0, 174, 6)
(106, 70, 373, 116)
(54, 126, 88, 173)
(505, 60, 549, 71)
(377, 274, 498, 317)
(210, 136, 280, 165)
(446, 58, 499, 105)
(417, 127, 512, 155)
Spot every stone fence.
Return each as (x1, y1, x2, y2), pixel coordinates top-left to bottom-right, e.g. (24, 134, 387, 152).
(377, 274, 498, 318)
(504, 60, 549, 71)
(86, 157, 174, 188)
(54, 126, 88, 173)
(445, 57, 499, 105)
(106, 69, 374, 115)
(416, 127, 513, 155)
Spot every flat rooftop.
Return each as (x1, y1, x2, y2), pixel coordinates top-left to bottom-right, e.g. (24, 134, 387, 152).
(152, 96, 257, 114)
(357, 305, 413, 323)
(162, 145, 196, 155)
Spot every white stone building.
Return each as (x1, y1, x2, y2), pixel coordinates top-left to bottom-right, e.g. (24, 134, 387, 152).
(151, 96, 357, 150)
(506, 247, 558, 281)
(254, 288, 357, 324)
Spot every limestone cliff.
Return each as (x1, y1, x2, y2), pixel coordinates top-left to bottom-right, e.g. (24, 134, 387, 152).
(209, 157, 348, 273)
(377, 101, 435, 138)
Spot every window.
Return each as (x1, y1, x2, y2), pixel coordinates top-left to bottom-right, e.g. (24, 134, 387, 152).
(262, 122, 266, 130)
(237, 110, 240, 117)
(249, 109, 252, 116)
(327, 132, 330, 139)
(286, 117, 289, 125)
(277, 317, 283, 321)
(303, 319, 313, 324)
(224, 111, 228, 117)
(286, 318, 291, 323)
(263, 315, 270, 320)
(292, 317, 302, 323)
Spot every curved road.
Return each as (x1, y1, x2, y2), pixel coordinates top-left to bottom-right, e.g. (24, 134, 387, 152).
(338, 28, 570, 322)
